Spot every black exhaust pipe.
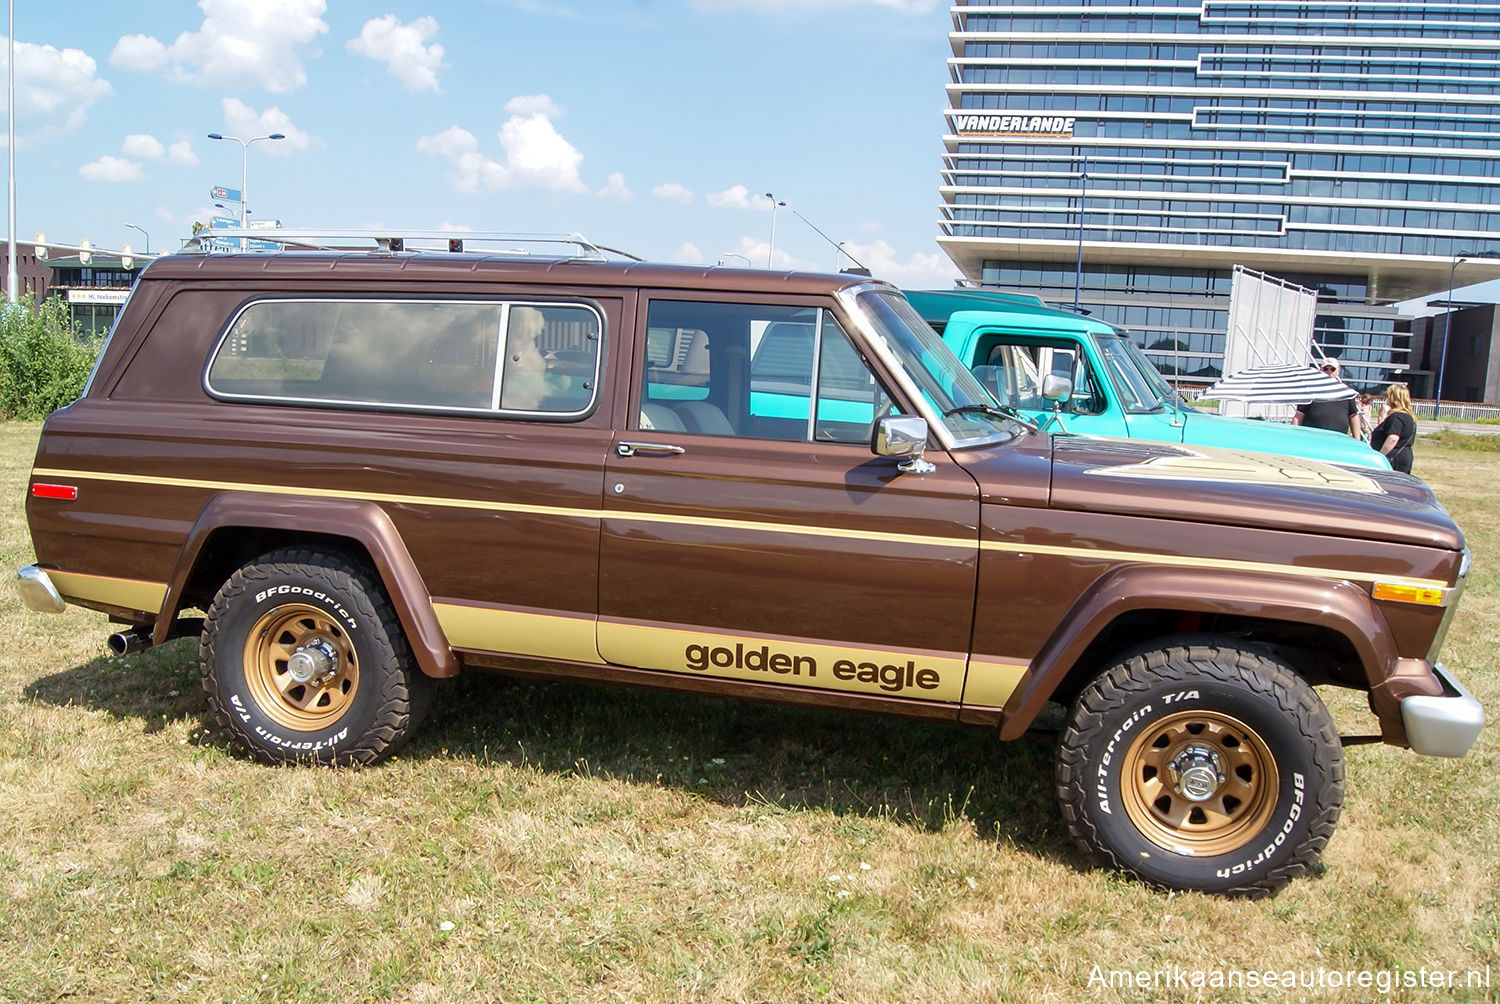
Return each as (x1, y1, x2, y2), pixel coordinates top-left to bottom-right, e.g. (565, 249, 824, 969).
(106, 618, 203, 657)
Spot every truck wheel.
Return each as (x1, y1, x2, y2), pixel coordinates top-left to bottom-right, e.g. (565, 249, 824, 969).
(1056, 638, 1343, 896)
(199, 547, 431, 766)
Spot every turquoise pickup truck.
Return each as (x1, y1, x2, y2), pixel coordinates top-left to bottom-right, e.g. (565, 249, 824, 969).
(905, 289, 1389, 470)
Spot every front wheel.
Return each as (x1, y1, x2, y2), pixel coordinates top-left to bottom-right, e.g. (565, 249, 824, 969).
(199, 547, 431, 766)
(1056, 638, 1343, 896)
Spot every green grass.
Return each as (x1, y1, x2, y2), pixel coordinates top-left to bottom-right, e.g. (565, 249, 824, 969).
(1, 421, 1496, 1002)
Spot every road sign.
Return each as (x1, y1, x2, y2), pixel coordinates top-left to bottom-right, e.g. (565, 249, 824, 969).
(210, 216, 237, 229)
(211, 186, 243, 203)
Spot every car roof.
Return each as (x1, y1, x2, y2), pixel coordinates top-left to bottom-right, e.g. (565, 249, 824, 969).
(903, 288, 1120, 335)
(142, 251, 891, 299)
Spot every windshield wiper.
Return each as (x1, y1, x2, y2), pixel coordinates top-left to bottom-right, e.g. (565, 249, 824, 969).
(943, 402, 1040, 433)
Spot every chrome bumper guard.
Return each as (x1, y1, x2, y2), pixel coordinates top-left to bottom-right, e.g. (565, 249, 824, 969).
(16, 564, 66, 614)
(1401, 663, 1486, 758)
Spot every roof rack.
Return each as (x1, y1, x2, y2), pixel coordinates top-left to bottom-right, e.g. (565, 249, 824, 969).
(179, 228, 634, 262)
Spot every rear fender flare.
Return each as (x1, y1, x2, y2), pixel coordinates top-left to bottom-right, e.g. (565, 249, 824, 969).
(154, 493, 459, 678)
(998, 564, 1393, 739)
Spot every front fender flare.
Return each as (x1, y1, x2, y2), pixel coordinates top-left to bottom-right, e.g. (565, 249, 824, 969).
(153, 492, 460, 678)
(997, 564, 1394, 740)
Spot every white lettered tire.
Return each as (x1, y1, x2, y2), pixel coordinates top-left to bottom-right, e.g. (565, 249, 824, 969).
(1056, 638, 1343, 896)
(199, 547, 431, 766)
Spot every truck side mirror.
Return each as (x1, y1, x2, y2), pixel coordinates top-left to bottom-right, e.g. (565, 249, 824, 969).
(871, 415, 936, 475)
(1042, 374, 1073, 403)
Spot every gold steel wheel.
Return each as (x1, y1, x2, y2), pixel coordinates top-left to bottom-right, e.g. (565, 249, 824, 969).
(1120, 709, 1279, 856)
(242, 602, 359, 732)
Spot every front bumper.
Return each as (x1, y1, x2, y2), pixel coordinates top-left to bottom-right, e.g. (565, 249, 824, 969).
(16, 564, 66, 614)
(1401, 663, 1486, 758)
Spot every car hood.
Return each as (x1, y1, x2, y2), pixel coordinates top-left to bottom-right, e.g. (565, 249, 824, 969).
(963, 434, 1461, 551)
(1176, 410, 1390, 469)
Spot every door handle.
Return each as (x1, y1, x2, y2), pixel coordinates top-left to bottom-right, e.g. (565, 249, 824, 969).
(616, 441, 686, 457)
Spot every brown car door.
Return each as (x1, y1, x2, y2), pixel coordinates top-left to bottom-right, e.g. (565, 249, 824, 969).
(597, 295, 981, 708)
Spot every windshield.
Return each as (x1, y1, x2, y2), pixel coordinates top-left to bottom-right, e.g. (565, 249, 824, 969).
(1095, 334, 1168, 414)
(856, 290, 1019, 446)
(1120, 336, 1189, 409)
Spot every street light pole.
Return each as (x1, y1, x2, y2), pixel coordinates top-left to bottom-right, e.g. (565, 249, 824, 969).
(764, 192, 785, 268)
(1073, 153, 1089, 312)
(7, 0, 17, 305)
(206, 131, 285, 249)
(124, 223, 150, 256)
(1435, 253, 1468, 420)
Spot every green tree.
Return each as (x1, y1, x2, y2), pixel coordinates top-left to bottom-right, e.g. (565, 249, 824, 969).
(0, 297, 102, 419)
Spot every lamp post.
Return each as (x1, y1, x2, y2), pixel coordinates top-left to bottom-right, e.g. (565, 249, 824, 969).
(124, 223, 150, 255)
(1436, 248, 1500, 419)
(1073, 153, 1089, 311)
(764, 192, 785, 268)
(206, 131, 284, 249)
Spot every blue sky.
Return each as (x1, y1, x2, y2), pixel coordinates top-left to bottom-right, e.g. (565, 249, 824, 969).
(3, 0, 965, 286)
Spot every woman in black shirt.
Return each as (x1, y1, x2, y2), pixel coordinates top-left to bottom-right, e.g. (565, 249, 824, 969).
(1371, 384, 1417, 474)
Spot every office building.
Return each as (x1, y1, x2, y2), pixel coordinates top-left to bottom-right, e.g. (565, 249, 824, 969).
(940, 0, 1500, 393)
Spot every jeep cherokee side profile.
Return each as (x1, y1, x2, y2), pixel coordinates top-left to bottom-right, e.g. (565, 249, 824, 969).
(16, 231, 1484, 896)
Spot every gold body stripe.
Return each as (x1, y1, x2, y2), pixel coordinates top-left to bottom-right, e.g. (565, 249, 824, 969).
(432, 602, 602, 664)
(48, 571, 168, 614)
(33, 468, 1448, 591)
(961, 659, 1029, 709)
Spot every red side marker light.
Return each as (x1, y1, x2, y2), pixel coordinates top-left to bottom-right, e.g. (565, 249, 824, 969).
(31, 483, 78, 501)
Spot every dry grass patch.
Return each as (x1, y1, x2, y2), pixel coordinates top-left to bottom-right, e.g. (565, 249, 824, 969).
(0, 422, 1496, 1002)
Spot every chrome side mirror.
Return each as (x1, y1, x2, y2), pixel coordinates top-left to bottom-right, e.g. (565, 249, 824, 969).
(871, 415, 936, 475)
(1042, 373, 1073, 403)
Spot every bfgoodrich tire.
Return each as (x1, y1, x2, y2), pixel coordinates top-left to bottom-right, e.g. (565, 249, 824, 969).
(1056, 637, 1343, 897)
(199, 547, 431, 766)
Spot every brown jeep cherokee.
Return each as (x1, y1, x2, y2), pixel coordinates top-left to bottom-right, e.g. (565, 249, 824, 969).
(15, 230, 1484, 896)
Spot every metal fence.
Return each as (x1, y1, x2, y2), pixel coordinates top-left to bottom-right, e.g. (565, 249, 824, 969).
(1414, 401, 1500, 423)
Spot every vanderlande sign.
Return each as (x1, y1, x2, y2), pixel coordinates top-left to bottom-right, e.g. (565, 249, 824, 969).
(950, 112, 1078, 137)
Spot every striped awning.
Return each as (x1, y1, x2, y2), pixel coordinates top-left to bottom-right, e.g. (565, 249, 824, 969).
(1199, 364, 1358, 404)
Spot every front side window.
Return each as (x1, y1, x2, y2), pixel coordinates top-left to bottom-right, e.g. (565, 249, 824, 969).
(981, 339, 1107, 416)
(206, 298, 601, 416)
(639, 300, 894, 443)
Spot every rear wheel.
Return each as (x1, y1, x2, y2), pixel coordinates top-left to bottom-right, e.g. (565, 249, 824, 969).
(1056, 637, 1343, 896)
(199, 547, 431, 765)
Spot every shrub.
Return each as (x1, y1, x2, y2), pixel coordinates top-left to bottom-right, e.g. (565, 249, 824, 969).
(0, 297, 101, 419)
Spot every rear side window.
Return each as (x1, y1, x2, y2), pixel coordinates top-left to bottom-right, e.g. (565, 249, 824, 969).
(206, 298, 602, 416)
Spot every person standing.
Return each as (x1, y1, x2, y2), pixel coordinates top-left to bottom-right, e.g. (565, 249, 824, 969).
(1293, 358, 1362, 439)
(1370, 383, 1417, 474)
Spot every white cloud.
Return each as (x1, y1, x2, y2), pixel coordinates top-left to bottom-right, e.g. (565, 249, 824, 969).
(219, 97, 313, 153)
(347, 14, 445, 93)
(417, 96, 587, 195)
(505, 94, 562, 117)
(839, 238, 961, 286)
(79, 156, 144, 183)
(651, 182, 693, 205)
(122, 134, 165, 160)
(3, 40, 113, 136)
(672, 243, 704, 265)
(166, 141, 199, 166)
(110, 0, 329, 93)
(597, 172, 632, 202)
(726, 235, 819, 271)
(109, 34, 167, 72)
(707, 185, 770, 210)
(118, 133, 200, 167)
